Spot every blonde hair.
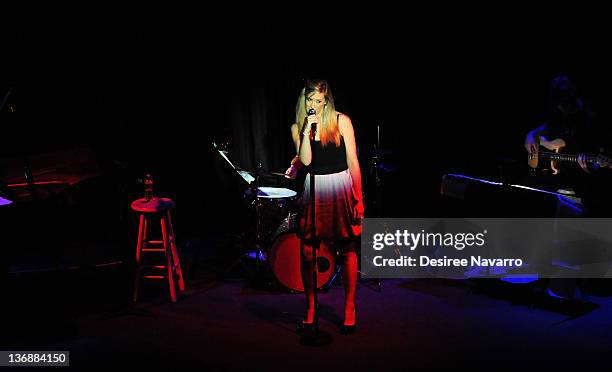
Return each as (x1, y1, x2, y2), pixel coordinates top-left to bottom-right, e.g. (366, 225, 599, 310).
(294, 79, 340, 146)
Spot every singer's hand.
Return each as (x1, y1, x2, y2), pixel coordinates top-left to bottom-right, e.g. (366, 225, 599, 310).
(577, 153, 590, 173)
(301, 117, 311, 135)
(353, 199, 365, 223)
(524, 132, 539, 155)
(301, 115, 318, 137)
(284, 165, 298, 179)
(306, 113, 318, 129)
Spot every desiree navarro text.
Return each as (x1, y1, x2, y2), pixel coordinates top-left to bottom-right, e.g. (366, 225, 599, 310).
(372, 256, 523, 268)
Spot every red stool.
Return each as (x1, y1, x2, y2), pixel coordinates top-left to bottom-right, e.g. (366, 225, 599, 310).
(131, 197, 185, 302)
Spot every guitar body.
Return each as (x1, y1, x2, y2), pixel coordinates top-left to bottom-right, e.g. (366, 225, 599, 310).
(528, 137, 566, 174)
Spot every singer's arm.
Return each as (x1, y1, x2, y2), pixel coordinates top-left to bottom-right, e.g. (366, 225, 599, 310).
(290, 124, 303, 168)
(339, 115, 364, 216)
(298, 120, 313, 166)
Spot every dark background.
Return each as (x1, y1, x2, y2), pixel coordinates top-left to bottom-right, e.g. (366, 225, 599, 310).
(3, 3, 612, 227)
(4, 5, 612, 365)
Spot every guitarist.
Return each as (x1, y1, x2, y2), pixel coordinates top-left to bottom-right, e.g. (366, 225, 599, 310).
(524, 75, 612, 300)
(524, 74, 612, 217)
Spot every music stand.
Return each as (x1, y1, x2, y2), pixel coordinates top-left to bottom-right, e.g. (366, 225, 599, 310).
(211, 143, 272, 282)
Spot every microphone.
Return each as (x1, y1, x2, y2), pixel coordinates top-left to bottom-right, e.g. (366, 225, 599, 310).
(307, 108, 317, 135)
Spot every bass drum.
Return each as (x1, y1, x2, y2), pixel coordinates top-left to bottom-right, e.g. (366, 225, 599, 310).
(268, 213, 336, 292)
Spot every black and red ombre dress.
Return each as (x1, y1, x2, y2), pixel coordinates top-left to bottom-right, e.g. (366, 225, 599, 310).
(298, 136, 362, 242)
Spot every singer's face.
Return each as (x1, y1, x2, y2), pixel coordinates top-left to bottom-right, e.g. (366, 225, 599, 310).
(306, 91, 325, 115)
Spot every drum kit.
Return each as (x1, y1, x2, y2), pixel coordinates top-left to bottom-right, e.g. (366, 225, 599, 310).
(241, 170, 338, 292)
(239, 151, 397, 292)
(213, 129, 396, 293)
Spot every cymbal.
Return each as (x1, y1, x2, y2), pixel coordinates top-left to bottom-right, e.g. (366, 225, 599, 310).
(237, 167, 287, 178)
(365, 149, 394, 160)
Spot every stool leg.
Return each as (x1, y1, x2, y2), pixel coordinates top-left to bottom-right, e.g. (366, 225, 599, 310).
(143, 218, 149, 247)
(133, 214, 145, 302)
(161, 216, 177, 302)
(166, 211, 185, 291)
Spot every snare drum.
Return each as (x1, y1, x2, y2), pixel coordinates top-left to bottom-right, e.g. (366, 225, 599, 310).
(244, 186, 298, 241)
(244, 186, 297, 200)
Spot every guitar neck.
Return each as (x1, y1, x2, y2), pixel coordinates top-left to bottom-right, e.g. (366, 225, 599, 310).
(538, 151, 596, 164)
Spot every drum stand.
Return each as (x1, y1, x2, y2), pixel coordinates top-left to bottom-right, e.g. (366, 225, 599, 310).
(250, 165, 273, 283)
(222, 164, 271, 284)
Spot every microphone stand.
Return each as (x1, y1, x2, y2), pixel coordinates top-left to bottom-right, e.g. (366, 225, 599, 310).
(300, 122, 333, 346)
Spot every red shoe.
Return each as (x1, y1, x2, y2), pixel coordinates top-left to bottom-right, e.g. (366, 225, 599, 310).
(296, 302, 319, 333)
(341, 308, 356, 335)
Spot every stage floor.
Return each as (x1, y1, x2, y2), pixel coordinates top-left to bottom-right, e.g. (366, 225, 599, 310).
(5, 243, 612, 370)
